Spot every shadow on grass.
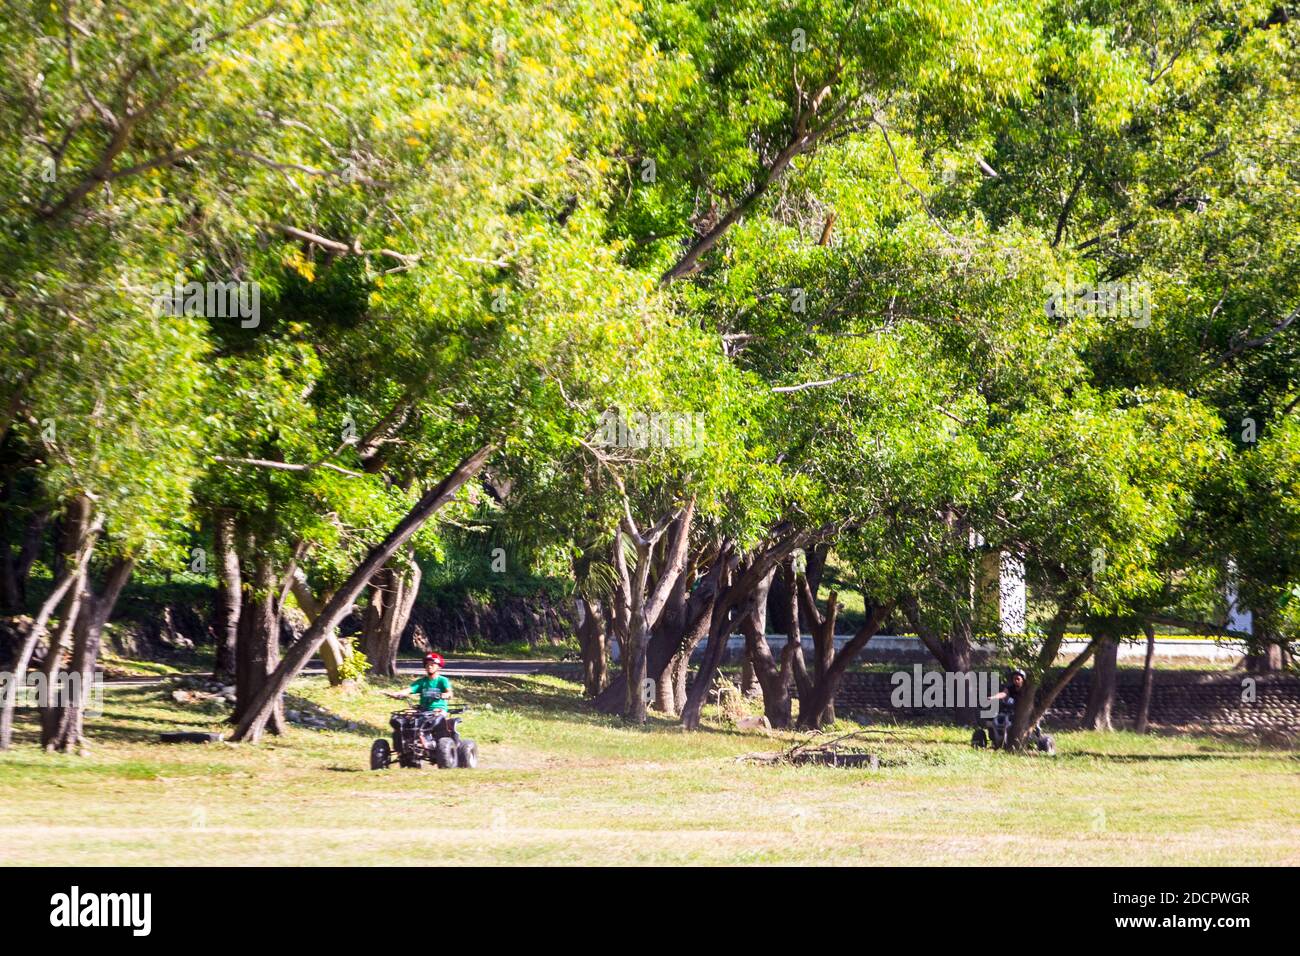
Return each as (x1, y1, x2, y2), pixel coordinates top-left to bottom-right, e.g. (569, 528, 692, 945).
(282, 693, 388, 738)
(464, 678, 912, 747)
(3, 711, 223, 755)
(427, 675, 755, 739)
(1061, 750, 1299, 763)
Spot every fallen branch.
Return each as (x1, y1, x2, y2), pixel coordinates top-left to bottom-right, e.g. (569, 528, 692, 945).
(737, 729, 905, 768)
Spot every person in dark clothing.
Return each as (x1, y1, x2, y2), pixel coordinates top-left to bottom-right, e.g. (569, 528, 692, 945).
(990, 668, 1027, 716)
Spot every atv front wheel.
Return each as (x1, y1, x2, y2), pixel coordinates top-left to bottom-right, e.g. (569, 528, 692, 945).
(1037, 734, 1056, 756)
(434, 737, 458, 769)
(456, 739, 478, 769)
(971, 728, 987, 749)
(370, 739, 391, 770)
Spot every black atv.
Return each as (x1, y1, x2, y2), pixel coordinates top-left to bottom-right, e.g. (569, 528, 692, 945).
(971, 712, 1055, 755)
(370, 707, 478, 770)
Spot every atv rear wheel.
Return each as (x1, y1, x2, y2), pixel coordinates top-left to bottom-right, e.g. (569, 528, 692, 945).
(370, 739, 391, 770)
(1037, 734, 1056, 756)
(434, 737, 458, 769)
(971, 728, 987, 749)
(456, 739, 478, 769)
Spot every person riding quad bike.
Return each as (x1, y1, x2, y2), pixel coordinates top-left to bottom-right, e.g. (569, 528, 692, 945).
(991, 668, 1027, 715)
(371, 653, 478, 769)
(972, 669, 1055, 754)
(384, 653, 454, 751)
(387, 652, 454, 714)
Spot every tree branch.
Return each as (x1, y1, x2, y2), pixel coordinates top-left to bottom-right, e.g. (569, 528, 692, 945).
(771, 371, 864, 393)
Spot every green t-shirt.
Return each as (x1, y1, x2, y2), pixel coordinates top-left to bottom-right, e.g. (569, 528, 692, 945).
(408, 674, 452, 711)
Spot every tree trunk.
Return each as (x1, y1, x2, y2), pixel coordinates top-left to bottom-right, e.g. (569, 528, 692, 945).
(779, 565, 813, 716)
(805, 544, 829, 597)
(681, 527, 816, 730)
(614, 501, 694, 723)
(43, 558, 133, 752)
(655, 653, 678, 714)
(766, 563, 793, 637)
(390, 559, 421, 665)
(362, 554, 422, 678)
(360, 567, 392, 673)
(593, 548, 717, 715)
(744, 640, 791, 726)
(680, 550, 742, 731)
(782, 638, 813, 713)
(659, 567, 718, 716)
(38, 557, 87, 741)
(1134, 622, 1156, 734)
(1011, 638, 1098, 746)
(767, 542, 828, 635)
(1243, 644, 1284, 671)
(651, 571, 689, 714)
(232, 444, 494, 742)
(289, 570, 352, 686)
(0, 497, 100, 750)
(949, 622, 974, 673)
(654, 654, 676, 714)
(900, 593, 974, 675)
(796, 574, 839, 724)
(623, 619, 652, 723)
(670, 646, 691, 714)
(680, 608, 735, 730)
(796, 602, 893, 730)
(1083, 633, 1118, 731)
(1008, 601, 1094, 748)
(212, 511, 241, 683)
(739, 569, 792, 728)
(740, 651, 759, 698)
(1243, 618, 1286, 672)
(576, 597, 609, 697)
(234, 544, 285, 735)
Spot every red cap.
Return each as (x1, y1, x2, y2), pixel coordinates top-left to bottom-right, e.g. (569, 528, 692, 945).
(424, 653, 444, 667)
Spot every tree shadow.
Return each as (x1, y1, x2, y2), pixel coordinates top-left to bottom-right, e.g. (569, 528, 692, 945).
(452, 676, 763, 738)
(1059, 750, 1298, 763)
(282, 692, 388, 738)
(4, 687, 228, 748)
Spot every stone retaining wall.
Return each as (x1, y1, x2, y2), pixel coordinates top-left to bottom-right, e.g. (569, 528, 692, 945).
(833, 669, 1300, 730)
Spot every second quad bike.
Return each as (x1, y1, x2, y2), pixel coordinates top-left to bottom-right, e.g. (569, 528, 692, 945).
(971, 712, 1056, 755)
(370, 707, 478, 770)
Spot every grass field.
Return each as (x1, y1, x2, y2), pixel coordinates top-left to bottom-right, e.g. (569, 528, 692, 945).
(1, 674, 1296, 866)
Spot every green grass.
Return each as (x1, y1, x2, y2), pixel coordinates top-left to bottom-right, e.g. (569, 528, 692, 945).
(1, 674, 1295, 865)
(449, 638, 579, 660)
(99, 649, 213, 677)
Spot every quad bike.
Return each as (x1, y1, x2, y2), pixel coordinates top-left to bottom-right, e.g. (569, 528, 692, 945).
(971, 711, 1055, 755)
(370, 707, 478, 770)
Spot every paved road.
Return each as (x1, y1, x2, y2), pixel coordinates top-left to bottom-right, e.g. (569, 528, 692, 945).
(311, 658, 576, 678)
(102, 658, 575, 689)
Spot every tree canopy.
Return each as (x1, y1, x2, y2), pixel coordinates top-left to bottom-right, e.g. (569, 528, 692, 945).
(1, 0, 1295, 750)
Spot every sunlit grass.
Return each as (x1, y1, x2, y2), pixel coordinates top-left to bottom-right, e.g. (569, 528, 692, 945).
(0, 674, 1294, 865)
